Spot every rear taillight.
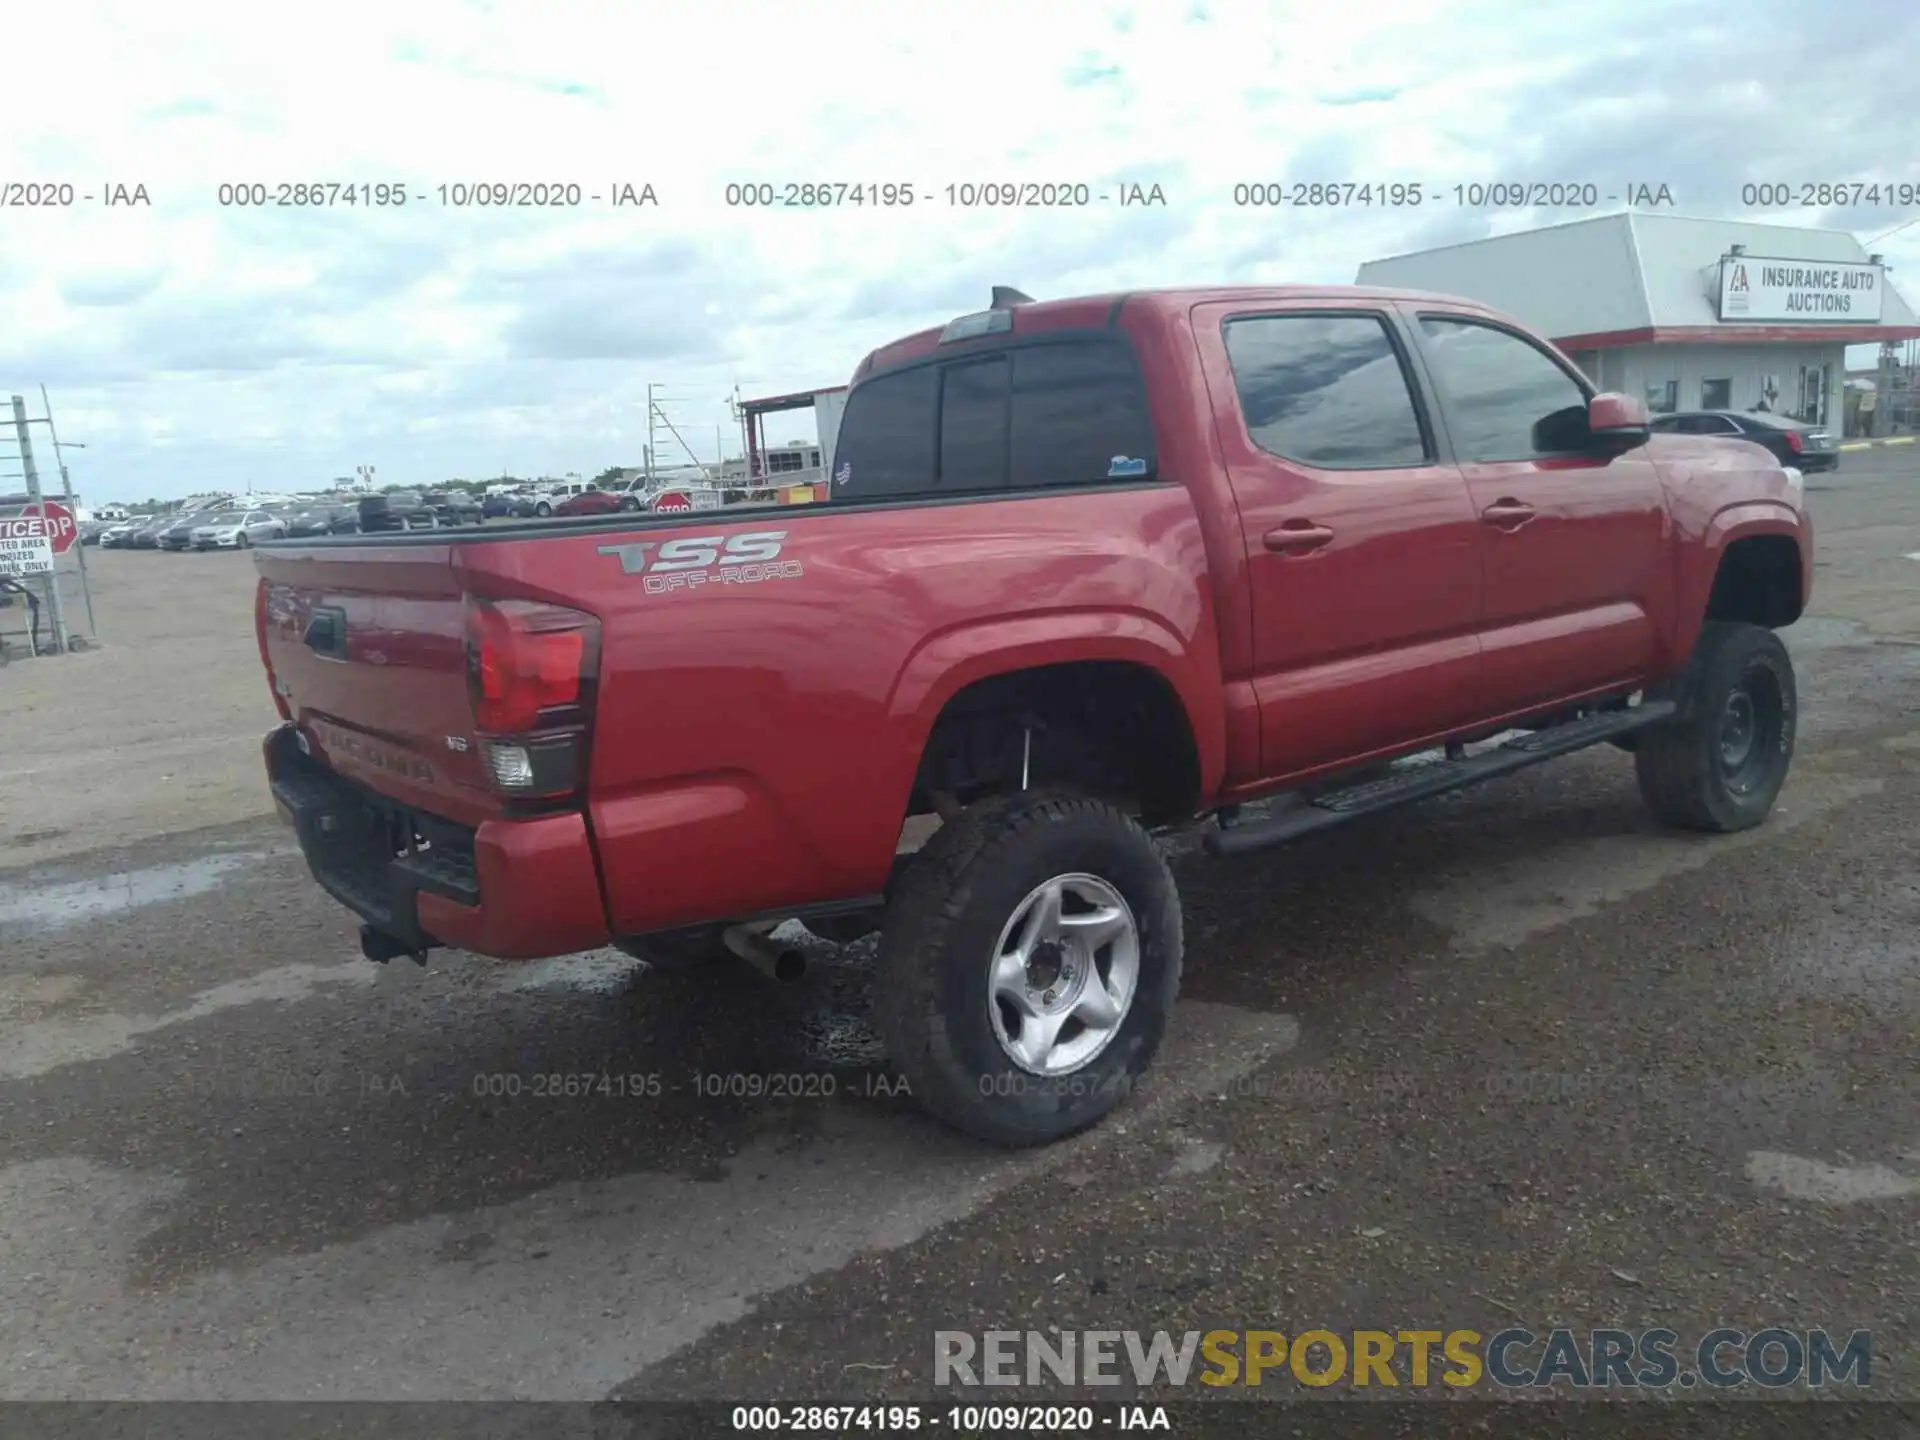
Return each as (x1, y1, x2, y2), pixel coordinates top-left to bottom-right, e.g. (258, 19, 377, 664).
(463, 597, 600, 800)
(256, 579, 292, 721)
(1784, 430, 1804, 453)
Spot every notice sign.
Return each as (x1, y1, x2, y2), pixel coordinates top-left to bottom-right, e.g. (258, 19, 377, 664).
(0, 531, 54, 576)
(1720, 255, 1882, 323)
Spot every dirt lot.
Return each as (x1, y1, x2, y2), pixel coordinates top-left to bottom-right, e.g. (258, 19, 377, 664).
(1, 453, 1917, 1407)
(0, 546, 279, 867)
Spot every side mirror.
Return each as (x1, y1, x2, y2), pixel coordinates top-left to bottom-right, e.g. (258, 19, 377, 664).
(1588, 392, 1650, 453)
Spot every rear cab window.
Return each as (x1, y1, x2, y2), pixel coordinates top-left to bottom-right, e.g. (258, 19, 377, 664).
(832, 334, 1156, 502)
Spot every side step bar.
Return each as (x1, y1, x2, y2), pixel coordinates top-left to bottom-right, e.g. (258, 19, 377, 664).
(1205, 701, 1677, 858)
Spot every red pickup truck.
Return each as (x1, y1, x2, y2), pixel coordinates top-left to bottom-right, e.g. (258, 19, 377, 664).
(255, 284, 1812, 1146)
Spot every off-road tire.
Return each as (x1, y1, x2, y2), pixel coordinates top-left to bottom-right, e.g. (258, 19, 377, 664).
(1635, 621, 1796, 832)
(875, 791, 1182, 1147)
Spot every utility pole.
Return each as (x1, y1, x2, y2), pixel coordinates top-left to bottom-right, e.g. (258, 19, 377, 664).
(40, 385, 96, 639)
(1877, 341, 1897, 439)
(10, 394, 69, 653)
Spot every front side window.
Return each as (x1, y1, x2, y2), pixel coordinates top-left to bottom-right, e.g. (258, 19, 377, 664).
(1223, 313, 1430, 468)
(1417, 316, 1591, 461)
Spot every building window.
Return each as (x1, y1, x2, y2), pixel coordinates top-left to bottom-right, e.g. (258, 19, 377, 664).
(1700, 378, 1732, 410)
(1645, 379, 1678, 414)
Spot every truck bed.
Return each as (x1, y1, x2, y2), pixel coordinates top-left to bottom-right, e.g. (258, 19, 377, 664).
(255, 483, 1226, 943)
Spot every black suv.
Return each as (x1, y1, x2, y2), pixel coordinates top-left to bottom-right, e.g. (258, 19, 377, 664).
(420, 489, 484, 526)
(285, 502, 360, 537)
(356, 491, 435, 533)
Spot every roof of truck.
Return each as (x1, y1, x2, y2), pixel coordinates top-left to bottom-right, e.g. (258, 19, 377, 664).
(852, 284, 1503, 381)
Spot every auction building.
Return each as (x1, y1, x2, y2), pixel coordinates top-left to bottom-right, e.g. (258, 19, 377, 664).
(1356, 212, 1920, 431)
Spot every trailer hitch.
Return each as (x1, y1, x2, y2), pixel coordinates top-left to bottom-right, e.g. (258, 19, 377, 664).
(359, 923, 430, 967)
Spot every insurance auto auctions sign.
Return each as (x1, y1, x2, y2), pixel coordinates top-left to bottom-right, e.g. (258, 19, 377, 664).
(1719, 255, 1883, 323)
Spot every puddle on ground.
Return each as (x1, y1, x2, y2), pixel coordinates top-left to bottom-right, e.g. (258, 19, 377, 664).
(0, 851, 270, 933)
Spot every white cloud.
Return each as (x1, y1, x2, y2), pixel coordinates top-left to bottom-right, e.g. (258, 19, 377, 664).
(0, 0, 1914, 499)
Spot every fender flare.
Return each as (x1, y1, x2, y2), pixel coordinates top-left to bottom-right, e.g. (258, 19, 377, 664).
(883, 608, 1228, 803)
(1677, 500, 1809, 649)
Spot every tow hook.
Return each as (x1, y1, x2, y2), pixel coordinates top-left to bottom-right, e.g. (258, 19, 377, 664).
(360, 923, 430, 967)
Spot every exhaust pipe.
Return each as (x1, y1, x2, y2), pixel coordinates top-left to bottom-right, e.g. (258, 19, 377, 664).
(723, 924, 808, 983)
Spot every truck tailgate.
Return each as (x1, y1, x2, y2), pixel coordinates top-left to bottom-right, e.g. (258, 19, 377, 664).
(256, 543, 497, 826)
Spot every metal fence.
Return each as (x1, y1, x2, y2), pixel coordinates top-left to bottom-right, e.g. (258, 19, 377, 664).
(0, 390, 99, 661)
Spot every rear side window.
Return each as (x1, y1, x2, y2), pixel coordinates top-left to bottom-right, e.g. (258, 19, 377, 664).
(1222, 313, 1430, 468)
(1009, 342, 1154, 488)
(833, 365, 938, 498)
(938, 356, 1010, 491)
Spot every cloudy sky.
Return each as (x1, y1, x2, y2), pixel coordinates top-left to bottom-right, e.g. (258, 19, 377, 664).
(2, 0, 1917, 503)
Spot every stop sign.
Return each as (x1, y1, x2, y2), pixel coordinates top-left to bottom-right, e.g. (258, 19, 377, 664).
(652, 491, 693, 514)
(19, 500, 77, 554)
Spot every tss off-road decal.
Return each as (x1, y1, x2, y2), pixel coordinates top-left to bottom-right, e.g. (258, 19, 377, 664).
(597, 530, 803, 595)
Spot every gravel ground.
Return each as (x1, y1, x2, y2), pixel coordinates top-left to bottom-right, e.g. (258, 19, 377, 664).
(0, 456, 1916, 1412)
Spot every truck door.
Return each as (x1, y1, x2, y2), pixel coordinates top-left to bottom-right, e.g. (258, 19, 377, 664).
(1404, 309, 1670, 714)
(1191, 301, 1484, 780)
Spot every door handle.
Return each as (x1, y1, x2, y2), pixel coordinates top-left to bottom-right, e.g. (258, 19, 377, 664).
(1263, 521, 1335, 554)
(1481, 499, 1536, 530)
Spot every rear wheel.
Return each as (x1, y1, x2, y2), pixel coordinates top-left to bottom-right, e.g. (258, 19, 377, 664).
(1635, 621, 1795, 832)
(876, 791, 1182, 1147)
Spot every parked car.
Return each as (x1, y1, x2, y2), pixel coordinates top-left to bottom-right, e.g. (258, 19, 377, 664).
(357, 491, 435, 533)
(1648, 410, 1840, 472)
(254, 283, 1812, 1147)
(192, 508, 285, 550)
(127, 514, 182, 549)
(516, 481, 598, 517)
(158, 512, 214, 550)
(553, 487, 626, 517)
(284, 502, 360, 538)
(99, 517, 149, 548)
(421, 489, 485, 526)
(482, 490, 526, 519)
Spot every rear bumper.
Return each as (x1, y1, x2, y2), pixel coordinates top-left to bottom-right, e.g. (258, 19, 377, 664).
(264, 725, 611, 960)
